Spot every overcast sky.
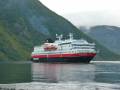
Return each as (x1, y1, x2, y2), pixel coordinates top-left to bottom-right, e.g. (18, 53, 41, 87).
(39, 0, 120, 27)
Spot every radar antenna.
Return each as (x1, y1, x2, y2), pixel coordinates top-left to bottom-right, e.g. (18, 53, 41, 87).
(56, 34, 63, 41)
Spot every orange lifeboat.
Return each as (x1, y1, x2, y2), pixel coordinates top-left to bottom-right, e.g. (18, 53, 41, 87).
(44, 43, 57, 51)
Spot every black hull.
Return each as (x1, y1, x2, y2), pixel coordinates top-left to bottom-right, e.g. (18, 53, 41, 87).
(31, 56, 94, 63)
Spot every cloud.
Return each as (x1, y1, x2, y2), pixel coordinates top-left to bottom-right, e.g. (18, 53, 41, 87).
(39, 0, 120, 26)
(63, 11, 120, 27)
(40, 0, 120, 14)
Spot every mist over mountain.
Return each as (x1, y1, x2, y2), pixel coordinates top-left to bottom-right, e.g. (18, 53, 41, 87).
(63, 12, 120, 27)
(80, 25, 120, 55)
(0, 0, 119, 61)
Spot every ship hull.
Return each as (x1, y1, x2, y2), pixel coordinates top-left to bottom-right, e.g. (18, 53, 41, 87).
(31, 56, 94, 63)
(31, 53, 96, 63)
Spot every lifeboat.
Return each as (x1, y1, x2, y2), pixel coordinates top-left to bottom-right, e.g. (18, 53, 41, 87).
(44, 43, 57, 51)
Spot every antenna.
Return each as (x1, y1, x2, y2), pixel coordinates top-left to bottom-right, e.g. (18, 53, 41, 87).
(69, 33, 73, 40)
(60, 34, 63, 39)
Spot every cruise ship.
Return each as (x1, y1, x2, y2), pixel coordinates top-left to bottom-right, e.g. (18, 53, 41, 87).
(31, 33, 96, 63)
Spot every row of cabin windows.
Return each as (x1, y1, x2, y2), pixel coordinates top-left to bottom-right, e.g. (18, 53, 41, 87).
(73, 47, 94, 49)
(70, 50, 92, 53)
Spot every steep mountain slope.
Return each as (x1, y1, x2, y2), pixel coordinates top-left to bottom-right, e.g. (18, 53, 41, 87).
(0, 0, 119, 61)
(80, 25, 120, 54)
(0, 0, 86, 61)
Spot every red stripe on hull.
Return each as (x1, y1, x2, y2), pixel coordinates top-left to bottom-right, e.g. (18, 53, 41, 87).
(32, 53, 96, 58)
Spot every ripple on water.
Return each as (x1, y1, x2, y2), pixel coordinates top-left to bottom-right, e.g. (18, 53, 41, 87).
(0, 82, 120, 90)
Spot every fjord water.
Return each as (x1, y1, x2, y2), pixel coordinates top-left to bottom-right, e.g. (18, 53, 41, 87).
(0, 61, 120, 90)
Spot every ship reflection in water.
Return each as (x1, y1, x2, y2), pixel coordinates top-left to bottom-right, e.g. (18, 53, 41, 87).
(0, 62, 120, 90)
(32, 63, 95, 83)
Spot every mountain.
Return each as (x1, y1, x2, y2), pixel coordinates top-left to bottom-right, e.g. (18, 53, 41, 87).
(0, 0, 88, 61)
(0, 0, 119, 61)
(80, 25, 120, 55)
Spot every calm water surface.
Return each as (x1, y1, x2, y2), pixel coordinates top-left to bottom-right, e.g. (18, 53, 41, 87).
(0, 61, 120, 90)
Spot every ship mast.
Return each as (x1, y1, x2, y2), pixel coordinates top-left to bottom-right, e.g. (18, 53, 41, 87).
(69, 33, 73, 41)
